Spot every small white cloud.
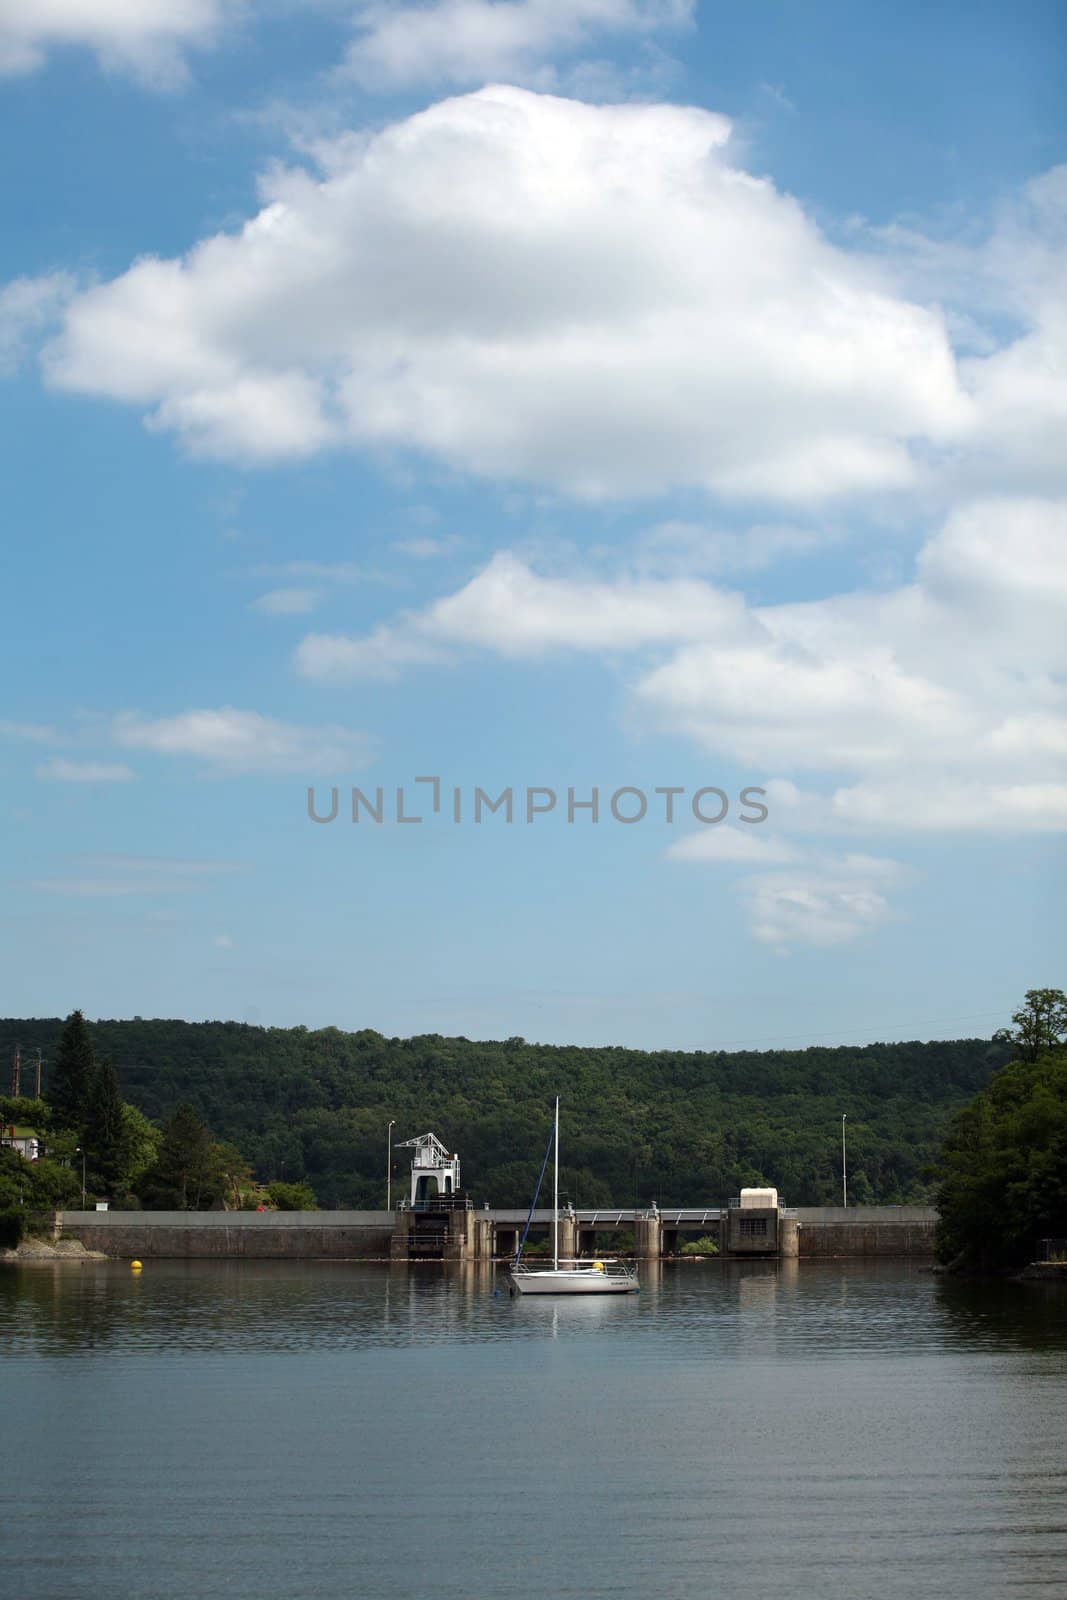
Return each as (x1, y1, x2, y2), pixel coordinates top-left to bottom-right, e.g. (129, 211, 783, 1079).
(0, 0, 237, 89)
(248, 561, 368, 584)
(741, 854, 904, 951)
(342, 0, 694, 91)
(392, 535, 465, 559)
(36, 757, 135, 783)
(112, 706, 373, 774)
(79, 853, 246, 876)
(0, 272, 75, 377)
(296, 551, 747, 679)
(636, 519, 827, 575)
(212, 932, 234, 948)
(250, 587, 322, 615)
(295, 625, 450, 682)
(667, 826, 798, 865)
(33, 877, 193, 898)
(0, 718, 64, 744)
(31, 854, 244, 898)
(830, 779, 1067, 833)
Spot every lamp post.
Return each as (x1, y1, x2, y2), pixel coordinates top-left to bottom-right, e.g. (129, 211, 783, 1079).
(386, 1120, 395, 1210)
(75, 1146, 86, 1207)
(841, 1114, 848, 1208)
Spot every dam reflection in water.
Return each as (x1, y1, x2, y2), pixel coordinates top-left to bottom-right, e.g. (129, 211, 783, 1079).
(2, 1259, 1066, 1599)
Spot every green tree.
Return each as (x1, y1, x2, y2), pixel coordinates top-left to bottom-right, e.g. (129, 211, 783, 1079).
(214, 1142, 255, 1210)
(46, 1010, 95, 1132)
(0, 1144, 81, 1224)
(0, 1095, 51, 1130)
(81, 1059, 131, 1196)
(142, 1104, 216, 1210)
(266, 1180, 318, 1210)
(679, 1235, 719, 1256)
(937, 1019, 1067, 1272)
(994, 987, 1067, 1062)
(121, 1104, 162, 1193)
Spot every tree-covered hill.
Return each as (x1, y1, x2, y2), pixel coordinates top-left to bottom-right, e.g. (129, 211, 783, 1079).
(0, 1017, 1007, 1209)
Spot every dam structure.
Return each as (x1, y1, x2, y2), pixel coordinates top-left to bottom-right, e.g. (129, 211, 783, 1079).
(49, 1130, 938, 1260)
(52, 1201, 939, 1261)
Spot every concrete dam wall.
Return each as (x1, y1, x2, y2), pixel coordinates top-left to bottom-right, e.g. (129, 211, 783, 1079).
(795, 1207, 939, 1257)
(53, 1205, 941, 1260)
(56, 1210, 395, 1259)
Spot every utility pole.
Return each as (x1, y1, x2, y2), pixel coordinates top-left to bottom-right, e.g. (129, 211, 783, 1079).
(841, 1113, 848, 1208)
(10, 1043, 20, 1099)
(33, 1050, 42, 1099)
(386, 1120, 395, 1209)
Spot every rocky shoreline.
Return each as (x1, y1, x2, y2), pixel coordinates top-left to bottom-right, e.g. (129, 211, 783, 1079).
(1, 1237, 109, 1264)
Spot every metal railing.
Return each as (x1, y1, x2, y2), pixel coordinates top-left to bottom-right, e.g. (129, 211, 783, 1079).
(658, 1209, 723, 1225)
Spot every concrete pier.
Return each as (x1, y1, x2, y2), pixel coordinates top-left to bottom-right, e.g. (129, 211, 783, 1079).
(558, 1215, 578, 1260)
(633, 1214, 662, 1260)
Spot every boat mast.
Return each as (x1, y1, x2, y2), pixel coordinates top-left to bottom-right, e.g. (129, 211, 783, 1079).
(553, 1095, 560, 1270)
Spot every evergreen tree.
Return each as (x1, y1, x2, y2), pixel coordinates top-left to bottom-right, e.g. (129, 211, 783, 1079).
(143, 1104, 215, 1210)
(82, 1059, 130, 1196)
(46, 1010, 95, 1132)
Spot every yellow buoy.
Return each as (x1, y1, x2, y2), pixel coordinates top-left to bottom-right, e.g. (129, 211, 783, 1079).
(131, 1259, 143, 1271)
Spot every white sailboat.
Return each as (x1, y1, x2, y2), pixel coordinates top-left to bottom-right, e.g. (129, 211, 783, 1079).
(508, 1097, 638, 1295)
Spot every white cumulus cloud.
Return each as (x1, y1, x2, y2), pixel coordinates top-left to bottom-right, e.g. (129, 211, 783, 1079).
(298, 496, 1067, 833)
(44, 86, 972, 499)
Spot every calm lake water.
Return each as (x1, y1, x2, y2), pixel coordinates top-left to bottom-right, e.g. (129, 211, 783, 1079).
(2, 1259, 1066, 1600)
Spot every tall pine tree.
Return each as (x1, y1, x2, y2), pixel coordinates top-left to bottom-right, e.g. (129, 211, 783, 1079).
(143, 1104, 215, 1210)
(46, 1010, 95, 1132)
(82, 1059, 130, 1196)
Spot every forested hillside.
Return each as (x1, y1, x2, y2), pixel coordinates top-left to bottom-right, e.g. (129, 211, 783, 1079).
(0, 1017, 1007, 1209)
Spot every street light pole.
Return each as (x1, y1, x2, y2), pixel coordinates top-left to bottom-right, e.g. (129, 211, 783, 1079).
(841, 1114, 848, 1208)
(386, 1120, 395, 1210)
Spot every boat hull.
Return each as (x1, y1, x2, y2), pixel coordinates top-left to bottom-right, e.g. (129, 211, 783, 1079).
(508, 1269, 638, 1295)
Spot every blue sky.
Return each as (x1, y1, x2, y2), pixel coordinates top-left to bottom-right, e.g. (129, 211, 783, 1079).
(1, 0, 1064, 1049)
